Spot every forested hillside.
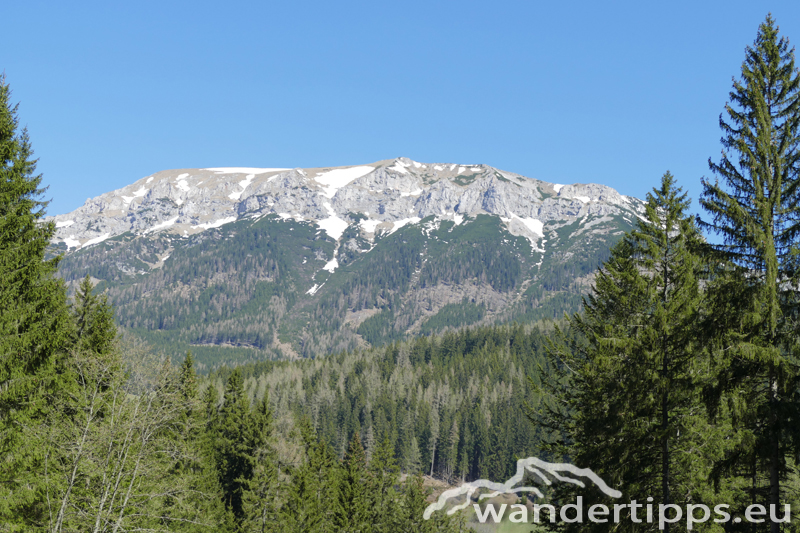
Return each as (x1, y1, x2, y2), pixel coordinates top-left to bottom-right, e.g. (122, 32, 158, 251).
(56, 208, 625, 369)
(204, 324, 552, 485)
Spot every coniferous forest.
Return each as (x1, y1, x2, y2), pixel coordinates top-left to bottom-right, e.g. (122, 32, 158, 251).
(3, 14, 800, 533)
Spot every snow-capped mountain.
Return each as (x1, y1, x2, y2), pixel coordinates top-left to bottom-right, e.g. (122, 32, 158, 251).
(51, 158, 646, 367)
(50, 157, 641, 254)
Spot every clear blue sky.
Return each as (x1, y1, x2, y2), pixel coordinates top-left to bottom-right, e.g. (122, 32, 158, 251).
(4, 1, 800, 220)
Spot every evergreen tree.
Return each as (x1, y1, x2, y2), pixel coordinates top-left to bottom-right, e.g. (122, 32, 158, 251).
(699, 14, 800, 528)
(70, 274, 117, 356)
(212, 368, 269, 523)
(0, 73, 73, 525)
(396, 472, 464, 532)
(333, 433, 370, 532)
(179, 350, 199, 402)
(241, 394, 280, 533)
(538, 173, 709, 532)
(166, 350, 227, 531)
(367, 436, 401, 533)
(281, 418, 338, 533)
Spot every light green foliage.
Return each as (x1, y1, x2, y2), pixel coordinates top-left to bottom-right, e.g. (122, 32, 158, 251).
(32, 346, 225, 532)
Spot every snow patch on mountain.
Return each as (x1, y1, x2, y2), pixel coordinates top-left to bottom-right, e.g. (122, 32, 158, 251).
(323, 258, 339, 273)
(390, 217, 421, 234)
(315, 166, 375, 198)
(82, 233, 111, 248)
(389, 160, 409, 174)
(229, 174, 256, 200)
(359, 219, 382, 234)
(317, 203, 349, 240)
(518, 217, 544, 237)
(306, 283, 322, 295)
(502, 214, 545, 252)
(205, 167, 288, 174)
(176, 177, 191, 193)
(193, 216, 237, 230)
(146, 216, 180, 234)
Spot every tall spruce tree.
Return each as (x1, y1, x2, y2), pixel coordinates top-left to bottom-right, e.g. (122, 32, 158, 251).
(538, 173, 707, 532)
(212, 368, 271, 524)
(333, 433, 370, 532)
(70, 274, 117, 357)
(699, 15, 800, 528)
(281, 417, 339, 533)
(0, 73, 72, 524)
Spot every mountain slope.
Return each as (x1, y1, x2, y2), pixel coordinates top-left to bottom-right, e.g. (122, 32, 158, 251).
(50, 158, 644, 368)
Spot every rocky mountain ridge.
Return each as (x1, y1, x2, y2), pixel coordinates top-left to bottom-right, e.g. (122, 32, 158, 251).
(50, 158, 646, 368)
(49, 157, 642, 256)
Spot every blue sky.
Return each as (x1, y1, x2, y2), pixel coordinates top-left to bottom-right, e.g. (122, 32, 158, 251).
(4, 1, 800, 220)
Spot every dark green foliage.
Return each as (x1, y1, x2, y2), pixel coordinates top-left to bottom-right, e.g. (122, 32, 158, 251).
(280, 418, 339, 532)
(208, 368, 274, 524)
(71, 274, 117, 356)
(538, 173, 713, 532)
(333, 433, 371, 531)
(367, 437, 401, 532)
(419, 298, 486, 336)
(240, 393, 280, 533)
(699, 14, 800, 526)
(208, 324, 548, 484)
(0, 73, 73, 525)
(179, 350, 199, 401)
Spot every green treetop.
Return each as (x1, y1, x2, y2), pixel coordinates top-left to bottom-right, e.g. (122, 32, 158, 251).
(538, 172, 707, 533)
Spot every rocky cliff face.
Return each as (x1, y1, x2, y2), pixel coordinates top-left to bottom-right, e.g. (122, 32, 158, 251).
(51, 158, 645, 368)
(50, 157, 642, 253)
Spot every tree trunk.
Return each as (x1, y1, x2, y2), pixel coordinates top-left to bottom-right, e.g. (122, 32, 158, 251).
(769, 366, 780, 533)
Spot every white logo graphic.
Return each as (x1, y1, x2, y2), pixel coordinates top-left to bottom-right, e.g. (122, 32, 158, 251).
(423, 457, 622, 520)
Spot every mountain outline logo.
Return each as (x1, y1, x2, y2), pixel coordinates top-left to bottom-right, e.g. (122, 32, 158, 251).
(423, 457, 622, 520)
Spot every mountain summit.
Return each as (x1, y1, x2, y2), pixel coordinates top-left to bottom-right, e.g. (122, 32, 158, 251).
(51, 158, 645, 366)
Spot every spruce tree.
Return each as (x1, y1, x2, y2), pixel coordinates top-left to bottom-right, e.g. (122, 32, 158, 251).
(538, 173, 707, 532)
(0, 73, 72, 524)
(333, 433, 371, 532)
(70, 274, 117, 356)
(212, 368, 269, 523)
(281, 418, 338, 532)
(241, 394, 280, 533)
(699, 14, 800, 527)
(367, 436, 401, 533)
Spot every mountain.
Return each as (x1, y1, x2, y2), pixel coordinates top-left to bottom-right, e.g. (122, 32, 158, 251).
(49, 157, 645, 369)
